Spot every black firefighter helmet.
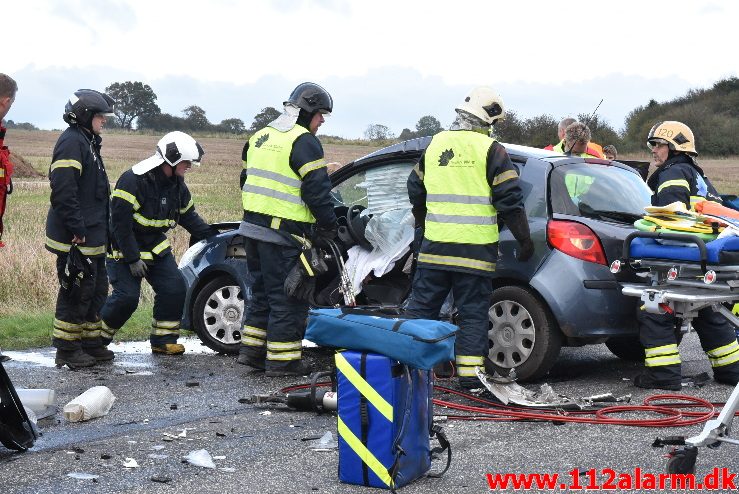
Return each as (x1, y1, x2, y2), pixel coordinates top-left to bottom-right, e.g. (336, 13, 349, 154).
(285, 82, 333, 114)
(63, 89, 115, 128)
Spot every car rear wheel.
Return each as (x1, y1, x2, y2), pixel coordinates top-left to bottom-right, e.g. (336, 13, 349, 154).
(485, 286, 562, 382)
(605, 336, 645, 361)
(606, 326, 684, 362)
(193, 275, 243, 354)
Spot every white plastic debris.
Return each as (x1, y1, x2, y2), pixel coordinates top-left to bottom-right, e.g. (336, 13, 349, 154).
(122, 458, 139, 468)
(213, 455, 226, 460)
(23, 406, 38, 425)
(17, 388, 56, 415)
(67, 472, 99, 480)
(220, 467, 236, 473)
(63, 386, 116, 422)
(184, 449, 216, 469)
(311, 431, 338, 451)
(259, 411, 272, 416)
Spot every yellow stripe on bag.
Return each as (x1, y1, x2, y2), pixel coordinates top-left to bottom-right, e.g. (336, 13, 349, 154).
(335, 352, 393, 422)
(337, 417, 393, 488)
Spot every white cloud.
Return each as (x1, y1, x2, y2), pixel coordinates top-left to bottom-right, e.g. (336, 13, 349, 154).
(3, 0, 738, 137)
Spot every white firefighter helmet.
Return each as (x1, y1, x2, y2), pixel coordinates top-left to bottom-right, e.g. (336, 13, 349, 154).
(132, 131, 205, 175)
(455, 87, 505, 126)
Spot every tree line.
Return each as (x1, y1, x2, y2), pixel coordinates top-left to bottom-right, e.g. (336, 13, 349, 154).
(364, 78, 739, 156)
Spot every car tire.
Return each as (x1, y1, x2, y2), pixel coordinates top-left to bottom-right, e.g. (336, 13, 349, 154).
(605, 326, 684, 362)
(485, 286, 562, 382)
(605, 336, 645, 362)
(192, 275, 244, 354)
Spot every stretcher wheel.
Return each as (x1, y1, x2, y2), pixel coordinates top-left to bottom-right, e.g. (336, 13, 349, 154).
(666, 446, 697, 474)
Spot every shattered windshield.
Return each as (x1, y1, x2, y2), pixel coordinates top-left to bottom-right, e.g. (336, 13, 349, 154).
(550, 163, 652, 222)
(331, 162, 415, 215)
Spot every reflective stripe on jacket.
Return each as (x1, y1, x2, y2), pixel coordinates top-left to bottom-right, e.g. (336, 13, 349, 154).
(242, 125, 316, 223)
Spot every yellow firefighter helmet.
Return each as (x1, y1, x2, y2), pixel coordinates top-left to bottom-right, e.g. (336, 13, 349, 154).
(647, 121, 697, 155)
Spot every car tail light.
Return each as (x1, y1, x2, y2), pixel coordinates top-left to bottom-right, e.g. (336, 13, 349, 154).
(547, 220, 607, 266)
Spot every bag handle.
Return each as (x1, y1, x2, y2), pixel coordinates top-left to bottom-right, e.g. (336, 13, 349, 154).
(388, 364, 413, 493)
(427, 424, 452, 478)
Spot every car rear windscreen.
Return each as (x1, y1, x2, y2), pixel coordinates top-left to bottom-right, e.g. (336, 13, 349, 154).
(550, 163, 652, 222)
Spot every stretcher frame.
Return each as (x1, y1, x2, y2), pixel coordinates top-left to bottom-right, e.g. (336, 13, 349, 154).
(613, 231, 739, 473)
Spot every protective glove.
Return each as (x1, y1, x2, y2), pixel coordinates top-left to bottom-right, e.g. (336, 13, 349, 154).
(129, 259, 148, 278)
(517, 238, 535, 262)
(312, 225, 337, 249)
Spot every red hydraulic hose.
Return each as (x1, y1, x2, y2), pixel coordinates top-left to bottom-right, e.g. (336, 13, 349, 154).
(280, 381, 726, 428)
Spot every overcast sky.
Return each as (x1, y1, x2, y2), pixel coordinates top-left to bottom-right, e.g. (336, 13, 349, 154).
(4, 0, 738, 138)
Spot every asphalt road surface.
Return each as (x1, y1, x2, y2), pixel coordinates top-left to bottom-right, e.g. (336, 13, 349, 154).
(1, 333, 738, 493)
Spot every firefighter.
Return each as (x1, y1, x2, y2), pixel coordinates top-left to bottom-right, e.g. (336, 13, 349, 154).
(635, 121, 739, 390)
(45, 89, 115, 368)
(0, 73, 18, 249)
(405, 87, 534, 389)
(238, 82, 337, 377)
(100, 132, 215, 356)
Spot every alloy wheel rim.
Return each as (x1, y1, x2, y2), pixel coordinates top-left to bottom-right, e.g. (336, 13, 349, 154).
(202, 285, 244, 345)
(487, 299, 535, 368)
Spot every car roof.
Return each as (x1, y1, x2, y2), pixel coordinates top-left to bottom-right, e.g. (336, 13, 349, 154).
(350, 136, 565, 167)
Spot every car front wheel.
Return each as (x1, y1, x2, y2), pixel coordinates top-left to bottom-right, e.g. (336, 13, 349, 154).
(485, 286, 562, 382)
(193, 275, 244, 354)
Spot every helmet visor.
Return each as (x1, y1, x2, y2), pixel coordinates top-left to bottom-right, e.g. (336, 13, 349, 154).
(647, 138, 668, 151)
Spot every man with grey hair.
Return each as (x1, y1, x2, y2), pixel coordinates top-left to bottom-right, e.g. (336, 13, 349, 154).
(546, 117, 604, 157)
(544, 117, 576, 152)
(0, 73, 18, 250)
(563, 122, 597, 157)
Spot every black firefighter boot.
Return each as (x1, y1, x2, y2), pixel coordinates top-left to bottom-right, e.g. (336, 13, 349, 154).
(633, 365, 682, 391)
(265, 359, 312, 377)
(237, 346, 266, 370)
(55, 346, 96, 369)
(82, 326, 115, 362)
(82, 341, 115, 362)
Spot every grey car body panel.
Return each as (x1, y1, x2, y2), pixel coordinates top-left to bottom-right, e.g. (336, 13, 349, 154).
(180, 138, 645, 346)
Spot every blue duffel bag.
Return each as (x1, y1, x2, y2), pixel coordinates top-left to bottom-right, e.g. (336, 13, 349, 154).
(305, 308, 457, 370)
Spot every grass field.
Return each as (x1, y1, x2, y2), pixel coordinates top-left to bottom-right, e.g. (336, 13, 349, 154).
(0, 129, 381, 349)
(0, 129, 737, 349)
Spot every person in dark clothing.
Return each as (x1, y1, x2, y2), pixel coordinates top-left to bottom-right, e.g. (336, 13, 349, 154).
(238, 82, 338, 377)
(405, 87, 534, 389)
(100, 131, 216, 356)
(634, 120, 739, 391)
(45, 89, 116, 368)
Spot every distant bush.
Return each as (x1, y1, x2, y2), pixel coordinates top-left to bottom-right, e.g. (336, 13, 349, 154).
(622, 77, 739, 155)
(4, 120, 38, 130)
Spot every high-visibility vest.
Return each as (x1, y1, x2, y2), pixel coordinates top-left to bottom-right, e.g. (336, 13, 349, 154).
(423, 130, 498, 245)
(242, 125, 316, 223)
